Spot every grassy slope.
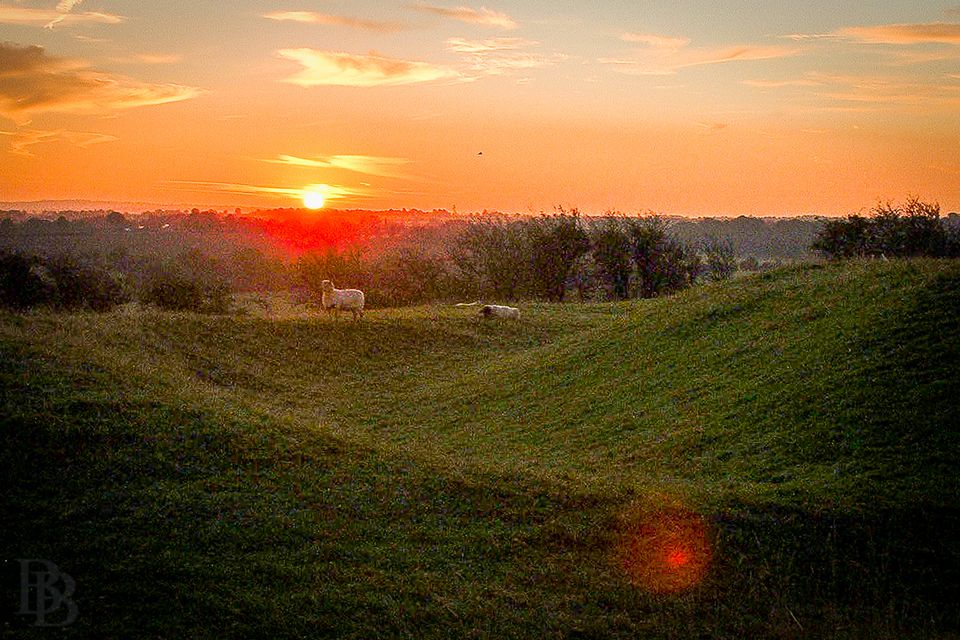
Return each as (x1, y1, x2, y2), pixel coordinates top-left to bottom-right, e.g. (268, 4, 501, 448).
(1, 259, 958, 638)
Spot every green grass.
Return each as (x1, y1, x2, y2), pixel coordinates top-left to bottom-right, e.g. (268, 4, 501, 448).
(2, 259, 959, 638)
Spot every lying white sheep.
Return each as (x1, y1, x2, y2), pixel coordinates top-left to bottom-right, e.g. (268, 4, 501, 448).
(320, 279, 365, 320)
(478, 304, 520, 319)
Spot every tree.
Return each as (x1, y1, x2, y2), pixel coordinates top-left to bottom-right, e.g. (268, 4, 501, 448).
(298, 247, 368, 298)
(447, 217, 528, 300)
(525, 212, 590, 302)
(812, 198, 953, 259)
(45, 254, 128, 311)
(625, 216, 684, 297)
(812, 215, 872, 258)
(702, 234, 737, 282)
(590, 218, 633, 299)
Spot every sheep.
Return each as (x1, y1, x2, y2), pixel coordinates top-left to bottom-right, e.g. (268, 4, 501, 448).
(478, 304, 520, 319)
(320, 279, 365, 320)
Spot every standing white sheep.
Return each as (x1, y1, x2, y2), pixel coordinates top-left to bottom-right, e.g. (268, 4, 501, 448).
(320, 279, 365, 320)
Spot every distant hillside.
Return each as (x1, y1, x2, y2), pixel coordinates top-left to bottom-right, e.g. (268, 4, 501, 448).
(0, 200, 234, 215)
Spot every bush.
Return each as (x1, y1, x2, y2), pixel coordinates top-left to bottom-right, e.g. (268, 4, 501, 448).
(141, 268, 231, 313)
(446, 217, 529, 301)
(590, 219, 633, 299)
(298, 249, 367, 295)
(0, 252, 55, 309)
(45, 255, 129, 311)
(525, 212, 590, 302)
(702, 234, 737, 281)
(0, 251, 127, 311)
(813, 197, 957, 259)
(627, 216, 700, 298)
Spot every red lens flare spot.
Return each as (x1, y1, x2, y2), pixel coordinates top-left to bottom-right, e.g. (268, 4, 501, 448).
(616, 504, 712, 594)
(666, 546, 692, 568)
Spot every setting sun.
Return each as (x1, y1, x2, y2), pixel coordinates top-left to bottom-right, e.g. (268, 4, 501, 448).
(302, 190, 326, 210)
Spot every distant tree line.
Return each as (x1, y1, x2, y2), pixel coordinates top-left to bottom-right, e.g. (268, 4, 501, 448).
(298, 212, 742, 307)
(9, 205, 898, 313)
(812, 198, 960, 259)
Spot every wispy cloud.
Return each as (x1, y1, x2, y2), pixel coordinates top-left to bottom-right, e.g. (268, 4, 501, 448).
(47, 0, 84, 27)
(744, 70, 960, 110)
(111, 53, 183, 65)
(0, 5, 122, 28)
(741, 78, 822, 88)
(0, 127, 117, 156)
(409, 3, 518, 30)
(836, 22, 960, 46)
(265, 154, 415, 179)
(0, 42, 202, 120)
(601, 36, 797, 76)
(781, 33, 841, 42)
(262, 10, 405, 33)
(277, 49, 460, 87)
(166, 180, 370, 204)
(785, 22, 960, 47)
(620, 33, 691, 49)
(816, 80, 960, 107)
(446, 37, 563, 77)
(446, 37, 539, 53)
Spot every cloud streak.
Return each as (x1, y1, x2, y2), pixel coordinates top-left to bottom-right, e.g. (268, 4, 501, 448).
(837, 22, 960, 46)
(265, 154, 415, 179)
(620, 33, 691, 49)
(1, 127, 117, 156)
(166, 180, 370, 204)
(447, 37, 564, 77)
(409, 3, 518, 30)
(743, 70, 960, 111)
(111, 53, 183, 65)
(262, 11, 405, 33)
(601, 38, 797, 75)
(0, 5, 122, 27)
(0, 43, 202, 119)
(278, 49, 459, 87)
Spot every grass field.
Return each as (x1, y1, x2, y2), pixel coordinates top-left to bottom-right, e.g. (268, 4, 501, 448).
(2, 259, 959, 638)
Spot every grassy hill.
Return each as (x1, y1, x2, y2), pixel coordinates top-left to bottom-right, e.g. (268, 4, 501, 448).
(2, 259, 958, 638)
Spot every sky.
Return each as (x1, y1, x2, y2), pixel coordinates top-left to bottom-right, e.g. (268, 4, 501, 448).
(1, 1, 959, 216)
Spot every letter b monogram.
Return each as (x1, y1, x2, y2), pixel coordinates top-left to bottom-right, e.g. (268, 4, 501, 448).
(16, 559, 78, 627)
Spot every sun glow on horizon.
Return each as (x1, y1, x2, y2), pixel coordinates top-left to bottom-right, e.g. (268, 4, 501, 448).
(302, 190, 326, 210)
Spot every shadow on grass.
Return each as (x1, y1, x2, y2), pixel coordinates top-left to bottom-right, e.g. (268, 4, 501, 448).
(3, 400, 959, 638)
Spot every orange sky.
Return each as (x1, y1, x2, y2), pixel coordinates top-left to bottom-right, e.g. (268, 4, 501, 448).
(2, 1, 959, 215)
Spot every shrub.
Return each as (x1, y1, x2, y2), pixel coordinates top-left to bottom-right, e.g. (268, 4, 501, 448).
(141, 268, 231, 313)
(590, 219, 633, 299)
(298, 248, 367, 300)
(446, 217, 529, 301)
(0, 252, 55, 309)
(45, 255, 129, 311)
(702, 234, 738, 281)
(628, 216, 699, 298)
(813, 197, 955, 259)
(0, 252, 128, 311)
(525, 212, 590, 302)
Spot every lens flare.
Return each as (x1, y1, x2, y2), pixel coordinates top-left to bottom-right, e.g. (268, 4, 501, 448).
(616, 503, 712, 594)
